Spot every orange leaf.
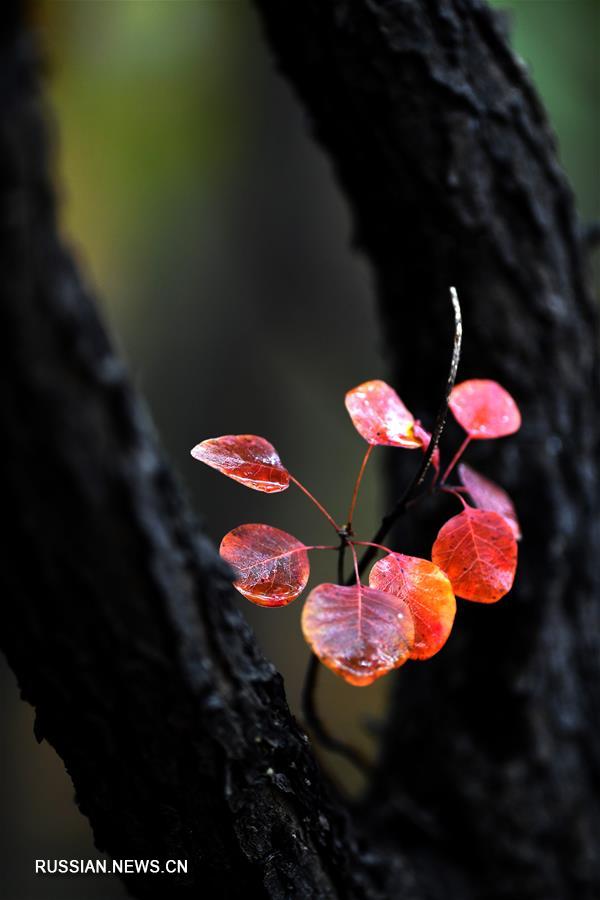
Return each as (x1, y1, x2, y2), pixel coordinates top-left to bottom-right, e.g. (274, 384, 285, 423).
(191, 435, 289, 492)
(345, 380, 421, 448)
(220, 524, 309, 607)
(449, 380, 521, 439)
(432, 508, 517, 603)
(369, 554, 455, 659)
(301, 582, 414, 686)
(459, 463, 521, 540)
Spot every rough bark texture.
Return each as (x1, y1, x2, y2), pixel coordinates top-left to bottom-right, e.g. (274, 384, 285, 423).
(0, 13, 399, 900)
(1, 1, 599, 899)
(254, 1, 600, 899)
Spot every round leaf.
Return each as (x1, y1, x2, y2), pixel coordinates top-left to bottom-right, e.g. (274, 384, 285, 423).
(191, 435, 289, 492)
(301, 582, 414, 686)
(432, 508, 517, 603)
(459, 463, 521, 539)
(220, 524, 309, 607)
(369, 554, 455, 659)
(345, 380, 420, 448)
(449, 380, 521, 439)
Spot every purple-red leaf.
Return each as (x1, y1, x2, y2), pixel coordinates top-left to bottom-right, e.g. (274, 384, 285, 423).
(191, 435, 289, 492)
(459, 463, 521, 540)
(432, 508, 517, 603)
(369, 554, 455, 659)
(220, 524, 309, 607)
(345, 380, 421, 448)
(301, 582, 414, 686)
(449, 380, 521, 439)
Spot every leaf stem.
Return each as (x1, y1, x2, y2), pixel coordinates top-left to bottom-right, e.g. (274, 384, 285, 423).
(349, 540, 361, 587)
(346, 445, 373, 529)
(355, 286, 463, 577)
(440, 435, 470, 484)
(439, 485, 469, 509)
(351, 539, 395, 556)
(290, 476, 340, 533)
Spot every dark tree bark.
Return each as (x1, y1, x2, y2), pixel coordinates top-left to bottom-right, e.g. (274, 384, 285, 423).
(0, 12, 396, 900)
(255, 2, 600, 899)
(1, 1, 598, 899)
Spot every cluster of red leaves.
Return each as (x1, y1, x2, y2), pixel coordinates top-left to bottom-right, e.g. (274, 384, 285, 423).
(191, 378, 520, 686)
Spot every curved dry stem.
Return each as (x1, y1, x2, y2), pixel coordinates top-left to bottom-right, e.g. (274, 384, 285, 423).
(300, 654, 370, 776)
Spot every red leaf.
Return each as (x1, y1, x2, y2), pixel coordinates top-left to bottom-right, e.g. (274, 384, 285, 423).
(449, 380, 521, 439)
(432, 508, 517, 603)
(345, 380, 421, 448)
(191, 435, 289, 492)
(301, 582, 414, 686)
(220, 524, 309, 607)
(459, 463, 521, 540)
(369, 554, 455, 659)
(413, 420, 440, 471)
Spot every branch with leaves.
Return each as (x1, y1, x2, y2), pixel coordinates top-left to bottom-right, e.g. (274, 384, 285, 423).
(191, 290, 522, 764)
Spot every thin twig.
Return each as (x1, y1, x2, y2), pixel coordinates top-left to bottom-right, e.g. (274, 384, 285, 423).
(301, 654, 370, 774)
(337, 535, 347, 583)
(356, 287, 462, 576)
(346, 445, 373, 528)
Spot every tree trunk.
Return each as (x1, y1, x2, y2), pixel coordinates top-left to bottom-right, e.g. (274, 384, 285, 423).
(1, 1, 598, 899)
(0, 10, 394, 900)
(255, 2, 600, 899)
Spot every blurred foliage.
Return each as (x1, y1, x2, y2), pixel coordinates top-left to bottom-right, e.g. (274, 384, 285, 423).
(39, 0, 243, 320)
(2, 2, 598, 897)
(490, 0, 599, 223)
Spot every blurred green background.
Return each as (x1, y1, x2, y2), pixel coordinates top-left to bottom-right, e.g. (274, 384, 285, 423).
(1, 1, 598, 897)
